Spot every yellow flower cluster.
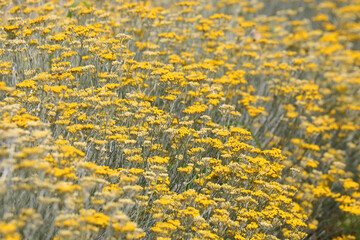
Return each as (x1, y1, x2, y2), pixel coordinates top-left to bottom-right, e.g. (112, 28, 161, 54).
(0, 0, 360, 239)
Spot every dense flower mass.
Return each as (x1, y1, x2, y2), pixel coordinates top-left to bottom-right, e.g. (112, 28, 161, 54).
(0, 0, 360, 239)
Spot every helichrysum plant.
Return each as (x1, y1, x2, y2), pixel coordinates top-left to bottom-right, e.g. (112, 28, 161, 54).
(0, 0, 359, 239)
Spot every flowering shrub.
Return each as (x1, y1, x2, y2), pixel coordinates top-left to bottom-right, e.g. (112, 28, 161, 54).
(0, 0, 359, 239)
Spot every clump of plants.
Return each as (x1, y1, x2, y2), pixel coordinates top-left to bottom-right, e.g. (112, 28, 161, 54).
(0, 0, 359, 239)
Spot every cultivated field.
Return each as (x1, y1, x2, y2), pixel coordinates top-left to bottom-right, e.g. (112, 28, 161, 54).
(0, 0, 359, 239)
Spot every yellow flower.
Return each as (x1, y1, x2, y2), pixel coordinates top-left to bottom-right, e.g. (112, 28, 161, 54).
(343, 179, 359, 191)
(43, 85, 67, 93)
(148, 156, 169, 165)
(180, 207, 200, 217)
(183, 103, 207, 114)
(55, 182, 81, 193)
(120, 222, 137, 233)
(186, 71, 207, 82)
(101, 53, 116, 61)
(305, 159, 319, 168)
(51, 32, 67, 42)
(72, 25, 90, 37)
(161, 94, 177, 101)
(85, 212, 110, 228)
(0, 222, 17, 234)
(246, 222, 258, 230)
(177, 165, 193, 175)
(16, 80, 37, 90)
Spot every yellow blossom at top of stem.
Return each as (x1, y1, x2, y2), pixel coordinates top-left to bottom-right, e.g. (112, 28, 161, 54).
(183, 103, 208, 114)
